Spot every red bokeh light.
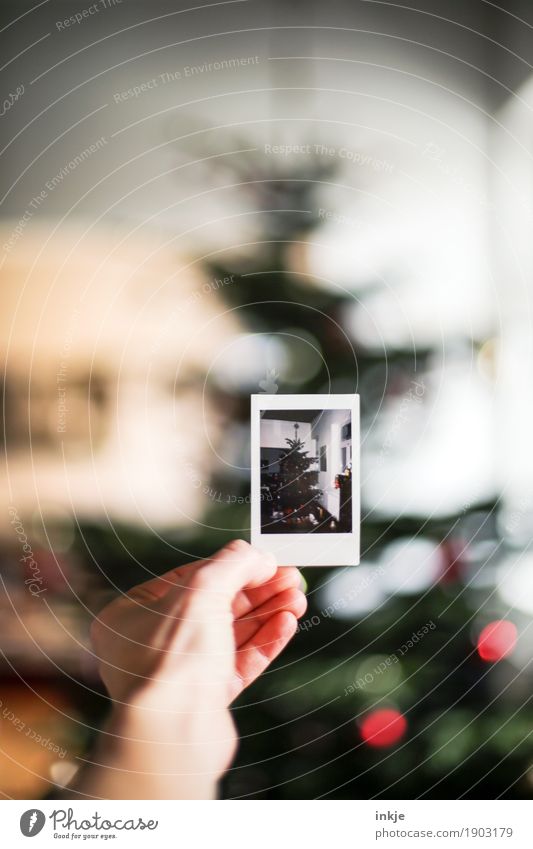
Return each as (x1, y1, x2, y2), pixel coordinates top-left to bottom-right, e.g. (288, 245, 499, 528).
(360, 708, 407, 748)
(477, 620, 517, 662)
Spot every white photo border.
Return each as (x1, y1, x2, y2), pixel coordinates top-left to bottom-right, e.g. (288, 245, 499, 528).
(251, 394, 360, 567)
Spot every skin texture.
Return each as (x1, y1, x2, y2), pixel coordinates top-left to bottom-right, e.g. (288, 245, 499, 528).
(71, 540, 307, 799)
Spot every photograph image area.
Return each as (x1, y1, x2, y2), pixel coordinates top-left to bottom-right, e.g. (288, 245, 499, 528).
(260, 409, 352, 534)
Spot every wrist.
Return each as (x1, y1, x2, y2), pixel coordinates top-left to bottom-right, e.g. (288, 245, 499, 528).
(108, 689, 204, 750)
(103, 693, 220, 800)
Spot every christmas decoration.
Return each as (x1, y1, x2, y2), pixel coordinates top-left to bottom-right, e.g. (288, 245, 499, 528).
(268, 424, 323, 530)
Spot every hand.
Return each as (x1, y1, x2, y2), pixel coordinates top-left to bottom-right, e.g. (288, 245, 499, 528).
(82, 540, 307, 799)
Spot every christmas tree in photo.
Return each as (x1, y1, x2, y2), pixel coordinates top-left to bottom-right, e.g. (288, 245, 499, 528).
(272, 423, 324, 530)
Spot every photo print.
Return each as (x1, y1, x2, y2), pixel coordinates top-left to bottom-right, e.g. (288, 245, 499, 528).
(251, 395, 359, 566)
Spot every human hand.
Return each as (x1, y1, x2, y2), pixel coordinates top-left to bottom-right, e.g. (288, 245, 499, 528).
(86, 540, 306, 798)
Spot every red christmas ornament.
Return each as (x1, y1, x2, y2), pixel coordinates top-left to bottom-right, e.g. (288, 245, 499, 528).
(360, 708, 407, 748)
(477, 620, 517, 662)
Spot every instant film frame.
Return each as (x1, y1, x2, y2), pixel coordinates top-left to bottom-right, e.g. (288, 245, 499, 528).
(251, 394, 360, 566)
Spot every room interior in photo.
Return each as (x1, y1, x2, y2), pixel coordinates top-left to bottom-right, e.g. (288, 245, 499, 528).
(260, 409, 352, 533)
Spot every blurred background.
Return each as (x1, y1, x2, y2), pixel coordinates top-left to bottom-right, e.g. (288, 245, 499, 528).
(1, 0, 533, 799)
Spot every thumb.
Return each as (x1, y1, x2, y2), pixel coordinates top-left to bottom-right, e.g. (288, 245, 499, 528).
(160, 540, 278, 618)
(189, 540, 278, 603)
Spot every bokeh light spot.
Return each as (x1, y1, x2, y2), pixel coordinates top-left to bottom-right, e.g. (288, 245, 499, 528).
(360, 708, 407, 748)
(477, 620, 517, 662)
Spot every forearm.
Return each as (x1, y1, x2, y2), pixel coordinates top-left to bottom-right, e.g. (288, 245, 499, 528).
(67, 699, 219, 800)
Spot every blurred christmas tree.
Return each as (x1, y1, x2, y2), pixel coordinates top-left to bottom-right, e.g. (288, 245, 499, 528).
(191, 148, 528, 801)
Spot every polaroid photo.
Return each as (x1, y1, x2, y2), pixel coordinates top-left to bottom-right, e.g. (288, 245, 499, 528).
(251, 394, 360, 566)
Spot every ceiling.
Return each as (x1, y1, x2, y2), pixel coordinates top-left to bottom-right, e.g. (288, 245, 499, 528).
(262, 409, 322, 422)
